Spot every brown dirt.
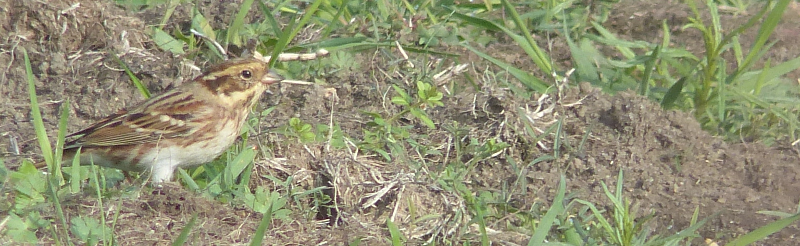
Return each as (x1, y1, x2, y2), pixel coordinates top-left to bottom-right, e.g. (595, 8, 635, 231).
(2, 0, 800, 245)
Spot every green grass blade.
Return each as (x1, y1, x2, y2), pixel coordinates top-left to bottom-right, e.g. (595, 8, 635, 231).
(501, 0, 553, 76)
(111, 53, 151, 99)
(224, 147, 255, 187)
(552, 118, 563, 157)
(386, 218, 403, 246)
(159, 0, 180, 27)
(172, 214, 197, 246)
(53, 99, 70, 186)
(0, 159, 7, 185)
(589, 22, 638, 58)
(661, 76, 688, 108)
(257, 0, 282, 38)
(88, 157, 109, 245)
(108, 199, 123, 245)
(250, 203, 274, 246)
(24, 49, 53, 166)
(447, 3, 554, 78)
(268, 0, 322, 68)
(444, 6, 501, 32)
(303, 37, 369, 50)
(643, 210, 712, 245)
(226, 0, 255, 47)
(348, 237, 363, 246)
(321, 0, 350, 37)
(268, 15, 296, 68)
(70, 149, 81, 193)
(576, 199, 614, 241)
(739, 0, 789, 70)
(462, 44, 549, 92)
(178, 168, 200, 191)
(567, 37, 601, 84)
(47, 168, 70, 245)
(717, 65, 727, 128)
(639, 44, 661, 96)
(528, 175, 566, 245)
(749, 55, 800, 85)
(26, 52, 72, 242)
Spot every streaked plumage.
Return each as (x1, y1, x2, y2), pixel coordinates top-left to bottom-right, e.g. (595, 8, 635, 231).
(39, 58, 283, 183)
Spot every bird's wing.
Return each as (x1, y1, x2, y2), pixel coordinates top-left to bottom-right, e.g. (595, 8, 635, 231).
(64, 91, 207, 149)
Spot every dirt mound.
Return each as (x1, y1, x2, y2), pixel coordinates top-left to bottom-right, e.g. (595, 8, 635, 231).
(546, 86, 800, 243)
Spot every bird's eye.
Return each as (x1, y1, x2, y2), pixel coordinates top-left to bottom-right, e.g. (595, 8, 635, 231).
(240, 70, 253, 79)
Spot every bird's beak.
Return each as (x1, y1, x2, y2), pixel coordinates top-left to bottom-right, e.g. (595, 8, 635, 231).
(263, 70, 283, 85)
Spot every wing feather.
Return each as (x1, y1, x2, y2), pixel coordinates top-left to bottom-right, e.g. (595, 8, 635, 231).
(64, 91, 207, 149)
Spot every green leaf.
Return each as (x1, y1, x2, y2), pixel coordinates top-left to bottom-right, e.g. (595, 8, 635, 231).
(568, 37, 601, 83)
(299, 123, 312, 132)
(392, 84, 412, 102)
(191, 12, 216, 41)
(152, 27, 185, 55)
(391, 96, 409, 106)
(261, 106, 277, 117)
(410, 108, 435, 129)
(11, 162, 46, 209)
(661, 76, 687, 108)
(416, 81, 430, 97)
(426, 89, 443, 102)
(225, 147, 256, 186)
(5, 213, 38, 243)
(70, 217, 108, 245)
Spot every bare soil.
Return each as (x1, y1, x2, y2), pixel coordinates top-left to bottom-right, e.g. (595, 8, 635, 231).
(2, 0, 800, 245)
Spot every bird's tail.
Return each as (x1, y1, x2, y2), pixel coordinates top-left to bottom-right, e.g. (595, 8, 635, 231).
(31, 150, 77, 169)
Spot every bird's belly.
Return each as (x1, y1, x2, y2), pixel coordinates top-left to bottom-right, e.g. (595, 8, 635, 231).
(138, 119, 242, 169)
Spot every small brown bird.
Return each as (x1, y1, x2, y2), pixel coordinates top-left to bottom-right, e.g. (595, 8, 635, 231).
(37, 57, 283, 183)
